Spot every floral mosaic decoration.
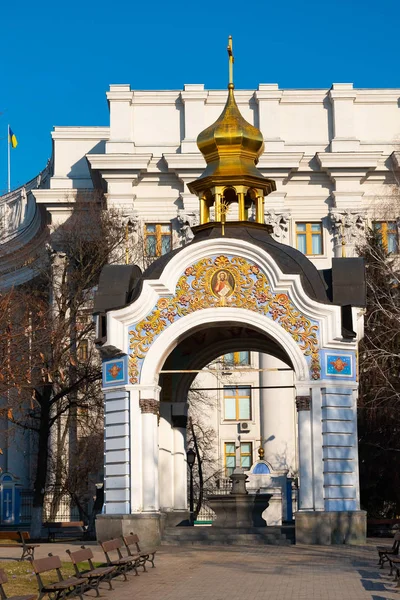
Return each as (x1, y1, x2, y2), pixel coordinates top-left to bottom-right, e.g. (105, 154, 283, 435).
(128, 255, 321, 383)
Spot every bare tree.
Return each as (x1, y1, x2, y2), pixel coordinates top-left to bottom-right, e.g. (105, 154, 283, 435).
(0, 193, 140, 536)
(357, 186, 400, 516)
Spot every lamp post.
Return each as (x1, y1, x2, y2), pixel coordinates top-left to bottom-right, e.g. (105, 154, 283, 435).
(187, 448, 196, 525)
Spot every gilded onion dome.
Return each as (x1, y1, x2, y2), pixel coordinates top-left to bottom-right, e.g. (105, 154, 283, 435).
(195, 84, 266, 183)
(188, 37, 275, 226)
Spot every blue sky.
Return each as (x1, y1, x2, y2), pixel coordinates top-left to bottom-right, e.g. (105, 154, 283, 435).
(1, 0, 399, 192)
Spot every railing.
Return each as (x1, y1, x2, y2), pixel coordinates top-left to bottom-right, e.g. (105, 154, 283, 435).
(195, 478, 232, 523)
(6, 489, 81, 525)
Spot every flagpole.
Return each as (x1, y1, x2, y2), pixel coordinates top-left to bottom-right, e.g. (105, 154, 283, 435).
(7, 124, 10, 193)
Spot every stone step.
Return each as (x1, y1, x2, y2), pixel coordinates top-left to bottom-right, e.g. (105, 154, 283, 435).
(161, 538, 291, 546)
(161, 525, 294, 546)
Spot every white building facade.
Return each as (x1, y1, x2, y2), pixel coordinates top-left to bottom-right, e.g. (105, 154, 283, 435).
(0, 80, 399, 539)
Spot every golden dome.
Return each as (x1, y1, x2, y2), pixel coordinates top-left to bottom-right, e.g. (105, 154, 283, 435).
(188, 36, 276, 226)
(195, 84, 265, 182)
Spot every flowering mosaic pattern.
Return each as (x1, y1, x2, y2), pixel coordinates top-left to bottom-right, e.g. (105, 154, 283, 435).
(128, 255, 321, 383)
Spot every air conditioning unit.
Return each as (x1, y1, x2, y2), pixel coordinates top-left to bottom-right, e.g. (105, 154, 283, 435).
(238, 422, 250, 433)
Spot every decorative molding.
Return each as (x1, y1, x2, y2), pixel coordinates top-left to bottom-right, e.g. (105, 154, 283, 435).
(329, 209, 366, 257)
(128, 254, 321, 384)
(316, 152, 383, 170)
(139, 398, 160, 415)
(177, 209, 200, 244)
(296, 396, 311, 411)
(264, 210, 291, 242)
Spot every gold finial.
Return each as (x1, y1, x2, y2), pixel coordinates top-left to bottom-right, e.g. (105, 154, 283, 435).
(258, 446, 265, 460)
(227, 35, 234, 88)
(220, 198, 230, 236)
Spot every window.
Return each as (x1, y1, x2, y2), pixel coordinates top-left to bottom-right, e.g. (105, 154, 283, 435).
(373, 221, 398, 254)
(296, 222, 323, 255)
(224, 442, 253, 476)
(224, 386, 251, 420)
(224, 442, 236, 477)
(78, 339, 88, 361)
(223, 351, 250, 366)
(145, 223, 172, 257)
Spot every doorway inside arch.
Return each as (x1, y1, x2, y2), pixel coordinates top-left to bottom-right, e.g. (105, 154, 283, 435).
(157, 323, 298, 528)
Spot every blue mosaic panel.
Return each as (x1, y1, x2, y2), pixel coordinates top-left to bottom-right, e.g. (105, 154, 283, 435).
(102, 356, 128, 388)
(321, 350, 355, 380)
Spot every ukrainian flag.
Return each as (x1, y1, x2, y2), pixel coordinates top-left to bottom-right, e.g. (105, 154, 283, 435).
(8, 127, 18, 149)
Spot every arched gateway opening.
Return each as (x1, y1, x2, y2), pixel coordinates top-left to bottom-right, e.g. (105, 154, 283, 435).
(93, 38, 366, 546)
(157, 323, 297, 529)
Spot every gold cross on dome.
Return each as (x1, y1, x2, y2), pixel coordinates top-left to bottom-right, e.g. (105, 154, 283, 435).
(227, 35, 234, 86)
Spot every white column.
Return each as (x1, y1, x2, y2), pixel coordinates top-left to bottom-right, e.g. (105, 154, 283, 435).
(255, 84, 284, 151)
(296, 393, 314, 510)
(172, 403, 187, 510)
(329, 84, 360, 152)
(311, 387, 324, 510)
(158, 402, 174, 511)
(129, 388, 142, 512)
(104, 389, 131, 515)
(180, 84, 208, 153)
(140, 393, 160, 512)
(259, 353, 296, 472)
(106, 84, 134, 154)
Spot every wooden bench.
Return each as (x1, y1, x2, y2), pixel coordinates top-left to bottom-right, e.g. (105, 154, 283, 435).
(66, 546, 115, 594)
(0, 567, 36, 600)
(0, 532, 39, 562)
(44, 521, 85, 543)
(123, 532, 157, 569)
(377, 531, 400, 570)
(31, 554, 86, 600)
(387, 555, 400, 586)
(99, 538, 140, 580)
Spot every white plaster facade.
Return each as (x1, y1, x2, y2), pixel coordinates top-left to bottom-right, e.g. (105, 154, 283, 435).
(0, 81, 399, 532)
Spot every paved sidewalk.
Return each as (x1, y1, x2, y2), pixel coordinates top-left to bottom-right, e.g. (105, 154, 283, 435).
(1, 540, 400, 599)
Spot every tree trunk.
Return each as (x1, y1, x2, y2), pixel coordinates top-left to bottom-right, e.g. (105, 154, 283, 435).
(30, 392, 51, 539)
(190, 418, 203, 520)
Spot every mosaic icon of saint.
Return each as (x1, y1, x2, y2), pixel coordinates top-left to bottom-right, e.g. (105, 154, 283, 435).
(212, 270, 234, 298)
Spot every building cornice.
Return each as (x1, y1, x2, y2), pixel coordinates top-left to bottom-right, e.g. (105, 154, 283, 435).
(51, 127, 110, 140)
(87, 153, 153, 172)
(316, 152, 383, 170)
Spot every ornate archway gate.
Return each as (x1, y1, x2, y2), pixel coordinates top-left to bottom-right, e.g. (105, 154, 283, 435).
(93, 38, 366, 546)
(94, 227, 366, 546)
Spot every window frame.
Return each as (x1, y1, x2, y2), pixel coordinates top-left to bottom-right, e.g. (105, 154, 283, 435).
(224, 441, 253, 476)
(222, 351, 250, 367)
(223, 385, 252, 421)
(224, 442, 236, 477)
(78, 339, 89, 362)
(240, 442, 253, 470)
(373, 220, 399, 254)
(295, 222, 323, 256)
(144, 223, 172, 257)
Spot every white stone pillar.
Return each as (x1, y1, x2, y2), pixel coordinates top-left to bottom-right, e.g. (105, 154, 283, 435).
(104, 389, 131, 515)
(259, 354, 296, 472)
(329, 84, 360, 152)
(140, 394, 160, 512)
(255, 84, 284, 151)
(172, 404, 188, 511)
(296, 393, 314, 510)
(311, 387, 324, 510)
(129, 388, 142, 512)
(329, 209, 366, 258)
(159, 402, 174, 511)
(106, 84, 134, 154)
(180, 85, 208, 153)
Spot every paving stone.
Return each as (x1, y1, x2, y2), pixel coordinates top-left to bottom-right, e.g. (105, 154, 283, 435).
(0, 539, 399, 599)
